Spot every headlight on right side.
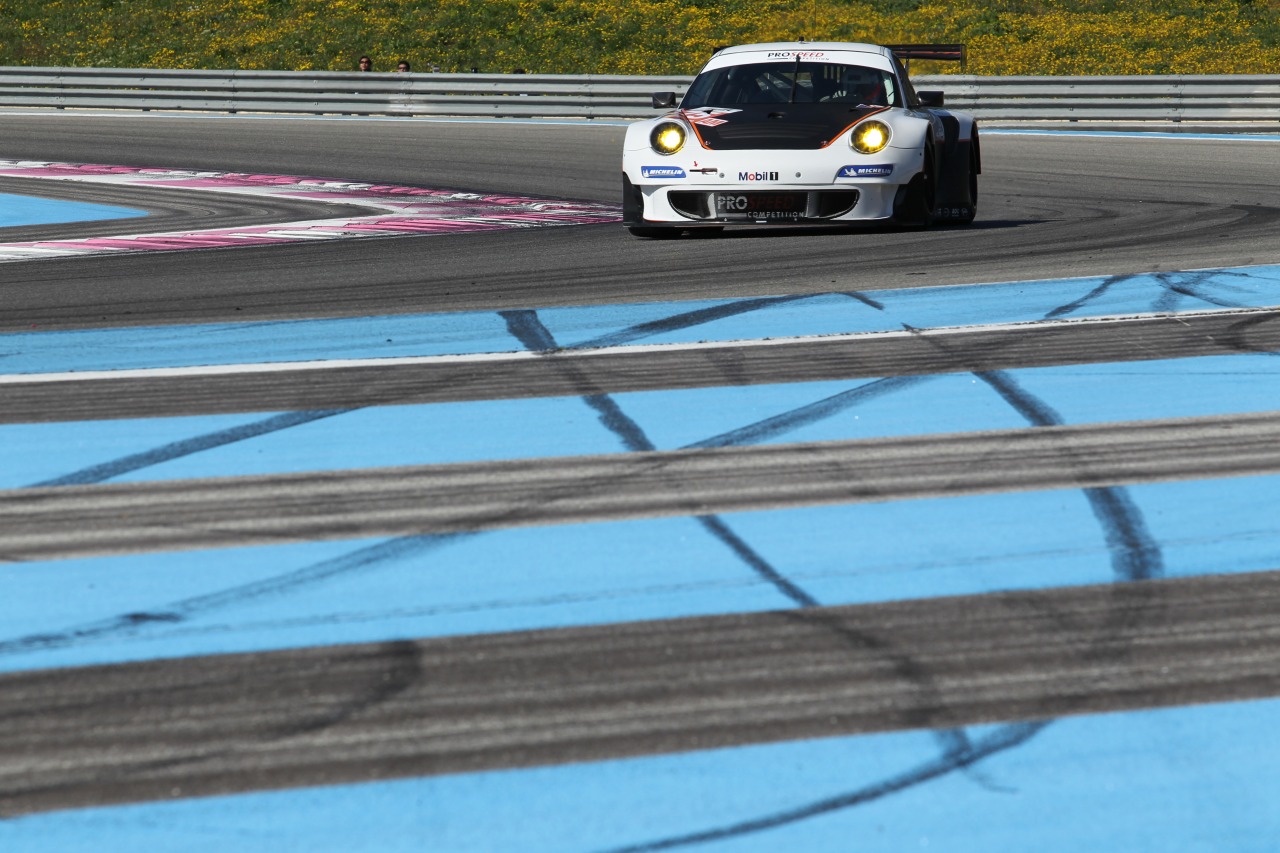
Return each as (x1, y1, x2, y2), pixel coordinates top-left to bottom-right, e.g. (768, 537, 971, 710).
(650, 121, 687, 155)
(850, 120, 891, 155)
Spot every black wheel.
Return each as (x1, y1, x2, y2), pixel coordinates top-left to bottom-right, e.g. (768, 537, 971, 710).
(955, 140, 979, 225)
(968, 143, 979, 210)
(893, 143, 936, 227)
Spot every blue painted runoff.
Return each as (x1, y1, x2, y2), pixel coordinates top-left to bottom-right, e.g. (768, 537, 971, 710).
(2, 695, 1276, 852)
(2, 353, 1278, 487)
(4, 346, 1280, 671)
(1, 264, 1277, 374)
(0, 191, 147, 228)
(3, 471, 1279, 673)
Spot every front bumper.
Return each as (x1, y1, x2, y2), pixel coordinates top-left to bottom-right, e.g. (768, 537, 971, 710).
(632, 182, 903, 224)
(622, 146, 921, 226)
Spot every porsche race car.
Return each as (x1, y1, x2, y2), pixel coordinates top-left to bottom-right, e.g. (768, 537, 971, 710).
(622, 42, 979, 236)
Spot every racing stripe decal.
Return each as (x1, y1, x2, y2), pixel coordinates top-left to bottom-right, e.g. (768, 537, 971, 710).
(822, 105, 893, 149)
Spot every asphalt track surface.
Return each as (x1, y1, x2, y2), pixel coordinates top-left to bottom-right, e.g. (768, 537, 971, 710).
(8, 409, 1280, 561)
(1, 115, 1278, 330)
(2, 112, 1280, 826)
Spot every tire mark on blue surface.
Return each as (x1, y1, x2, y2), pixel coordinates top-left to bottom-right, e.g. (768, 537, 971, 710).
(684, 375, 930, 450)
(0, 534, 467, 657)
(3, 277, 1179, 829)
(573, 295, 819, 350)
(1046, 268, 1253, 320)
(505, 306, 1007, 847)
(602, 721, 1049, 853)
(1155, 270, 1259, 310)
(502, 308, 819, 608)
(694, 516, 818, 608)
(31, 409, 352, 488)
(976, 369, 1164, 582)
(839, 289, 887, 311)
(0, 344, 934, 661)
(615, 287, 1179, 851)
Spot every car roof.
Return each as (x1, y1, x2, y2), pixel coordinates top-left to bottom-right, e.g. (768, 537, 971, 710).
(700, 42, 895, 72)
(715, 42, 889, 56)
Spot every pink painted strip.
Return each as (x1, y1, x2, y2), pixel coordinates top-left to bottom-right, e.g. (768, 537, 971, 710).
(0, 160, 621, 262)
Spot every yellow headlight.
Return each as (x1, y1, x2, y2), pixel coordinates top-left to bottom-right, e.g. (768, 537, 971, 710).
(650, 122, 686, 155)
(851, 121, 890, 155)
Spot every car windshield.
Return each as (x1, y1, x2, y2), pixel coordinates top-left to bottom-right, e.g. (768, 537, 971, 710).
(683, 61, 898, 108)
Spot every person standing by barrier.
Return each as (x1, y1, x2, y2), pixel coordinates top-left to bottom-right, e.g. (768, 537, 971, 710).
(395, 60, 411, 72)
(358, 55, 373, 72)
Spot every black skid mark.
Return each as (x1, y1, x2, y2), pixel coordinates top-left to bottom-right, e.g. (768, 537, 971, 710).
(33, 408, 354, 488)
(1044, 274, 1137, 320)
(501, 308, 560, 352)
(2, 640, 428, 808)
(600, 721, 1049, 853)
(1046, 269, 1251, 321)
(1150, 279, 1186, 313)
(583, 393, 655, 454)
(279, 639, 424, 738)
(685, 376, 932, 450)
(974, 370, 1165, 583)
(501, 308, 820, 608)
(511, 306, 997, 828)
(697, 515, 817, 608)
(1, 309, 925, 660)
(836, 290, 887, 312)
(1081, 487, 1163, 582)
(572, 294, 821, 350)
(1222, 310, 1280, 356)
(0, 533, 468, 658)
(1153, 270, 1253, 311)
(777, 608, 985, 757)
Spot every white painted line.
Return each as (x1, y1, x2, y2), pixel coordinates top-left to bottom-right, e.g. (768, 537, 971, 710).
(1, 307, 1270, 384)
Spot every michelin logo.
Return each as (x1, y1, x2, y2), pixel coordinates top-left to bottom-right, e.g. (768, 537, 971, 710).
(838, 164, 894, 178)
(642, 166, 686, 179)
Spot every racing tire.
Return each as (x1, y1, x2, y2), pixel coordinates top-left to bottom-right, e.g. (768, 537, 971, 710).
(951, 142, 979, 226)
(893, 144, 937, 228)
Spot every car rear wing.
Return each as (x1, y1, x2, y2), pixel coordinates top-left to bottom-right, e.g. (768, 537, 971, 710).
(886, 44, 967, 71)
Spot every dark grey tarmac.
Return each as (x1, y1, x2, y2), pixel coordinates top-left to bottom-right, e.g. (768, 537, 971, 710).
(3, 569, 1279, 816)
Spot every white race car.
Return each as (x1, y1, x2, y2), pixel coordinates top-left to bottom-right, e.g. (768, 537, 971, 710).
(622, 42, 978, 236)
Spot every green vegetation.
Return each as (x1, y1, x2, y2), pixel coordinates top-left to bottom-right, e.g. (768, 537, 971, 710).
(2, 0, 1277, 74)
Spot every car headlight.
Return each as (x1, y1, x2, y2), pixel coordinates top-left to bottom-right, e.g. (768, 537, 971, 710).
(851, 120, 891, 155)
(650, 121, 687, 156)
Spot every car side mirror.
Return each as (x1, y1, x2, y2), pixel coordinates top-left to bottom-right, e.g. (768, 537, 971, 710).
(917, 90, 945, 107)
(651, 91, 678, 109)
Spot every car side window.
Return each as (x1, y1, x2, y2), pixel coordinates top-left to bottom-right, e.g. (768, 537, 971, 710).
(892, 56, 920, 108)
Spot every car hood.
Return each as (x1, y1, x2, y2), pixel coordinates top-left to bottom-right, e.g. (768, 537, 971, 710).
(676, 104, 888, 150)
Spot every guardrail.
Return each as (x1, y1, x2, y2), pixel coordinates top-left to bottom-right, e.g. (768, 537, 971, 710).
(2, 66, 1278, 124)
(0, 67, 688, 119)
(915, 74, 1280, 123)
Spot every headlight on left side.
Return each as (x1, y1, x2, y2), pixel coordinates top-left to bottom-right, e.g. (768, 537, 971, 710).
(650, 121, 687, 155)
(851, 120, 891, 155)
